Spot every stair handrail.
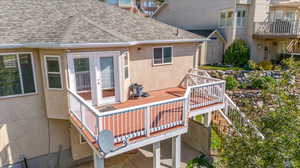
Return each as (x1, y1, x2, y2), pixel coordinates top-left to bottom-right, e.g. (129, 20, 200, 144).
(189, 68, 265, 139)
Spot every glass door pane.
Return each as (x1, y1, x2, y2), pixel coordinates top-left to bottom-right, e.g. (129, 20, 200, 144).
(100, 57, 115, 98)
(74, 58, 91, 100)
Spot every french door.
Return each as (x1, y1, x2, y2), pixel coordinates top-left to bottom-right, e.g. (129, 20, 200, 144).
(68, 51, 121, 106)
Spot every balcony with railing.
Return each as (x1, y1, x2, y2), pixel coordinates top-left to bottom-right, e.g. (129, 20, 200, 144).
(270, 0, 300, 6)
(67, 72, 225, 155)
(254, 20, 300, 38)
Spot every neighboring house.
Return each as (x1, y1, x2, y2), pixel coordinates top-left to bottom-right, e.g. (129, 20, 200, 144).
(101, 0, 161, 16)
(153, 0, 300, 63)
(0, 0, 232, 167)
(189, 29, 226, 65)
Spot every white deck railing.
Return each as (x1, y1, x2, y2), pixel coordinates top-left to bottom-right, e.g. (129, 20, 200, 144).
(68, 74, 226, 145)
(189, 69, 265, 139)
(254, 20, 300, 36)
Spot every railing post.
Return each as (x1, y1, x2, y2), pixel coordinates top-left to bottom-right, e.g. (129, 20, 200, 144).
(183, 96, 190, 126)
(96, 116, 100, 142)
(80, 103, 83, 122)
(144, 106, 151, 136)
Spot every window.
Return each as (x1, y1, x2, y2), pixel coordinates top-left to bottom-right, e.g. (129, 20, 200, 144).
(119, 0, 131, 5)
(0, 53, 36, 97)
(45, 56, 63, 89)
(153, 47, 172, 65)
(144, 1, 156, 7)
(219, 12, 226, 27)
(74, 58, 91, 91)
(227, 11, 234, 26)
(124, 52, 129, 79)
(237, 9, 246, 27)
(219, 10, 234, 28)
(106, 0, 118, 5)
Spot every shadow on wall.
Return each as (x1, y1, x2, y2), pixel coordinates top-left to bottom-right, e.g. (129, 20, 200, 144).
(1, 121, 91, 168)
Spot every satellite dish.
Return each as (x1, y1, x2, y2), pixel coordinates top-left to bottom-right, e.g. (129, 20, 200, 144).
(98, 130, 114, 154)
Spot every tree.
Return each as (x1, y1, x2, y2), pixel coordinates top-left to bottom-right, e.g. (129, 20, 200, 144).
(219, 58, 300, 167)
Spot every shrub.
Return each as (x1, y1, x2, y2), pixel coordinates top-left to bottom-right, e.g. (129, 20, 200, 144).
(251, 76, 276, 89)
(225, 76, 239, 90)
(258, 61, 273, 70)
(224, 40, 250, 67)
(187, 154, 214, 168)
(248, 60, 258, 70)
(239, 81, 248, 89)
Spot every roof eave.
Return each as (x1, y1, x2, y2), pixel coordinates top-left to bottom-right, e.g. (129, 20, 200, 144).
(0, 39, 207, 49)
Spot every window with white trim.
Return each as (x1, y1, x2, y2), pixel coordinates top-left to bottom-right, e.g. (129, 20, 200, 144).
(45, 56, 63, 89)
(153, 47, 172, 65)
(124, 52, 129, 79)
(226, 11, 234, 26)
(237, 9, 246, 27)
(219, 11, 226, 27)
(0, 53, 36, 97)
(219, 10, 234, 28)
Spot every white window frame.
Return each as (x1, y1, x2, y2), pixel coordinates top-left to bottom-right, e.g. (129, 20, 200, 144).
(44, 55, 64, 90)
(219, 9, 234, 28)
(123, 51, 129, 79)
(152, 46, 173, 66)
(236, 8, 247, 28)
(219, 11, 227, 28)
(0, 52, 37, 99)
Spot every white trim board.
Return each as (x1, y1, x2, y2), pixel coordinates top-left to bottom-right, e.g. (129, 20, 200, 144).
(44, 55, 64, 90)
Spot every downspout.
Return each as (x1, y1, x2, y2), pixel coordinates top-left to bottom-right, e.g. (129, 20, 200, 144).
(232, 0, 238, 42)
(194, 43, 202, 68)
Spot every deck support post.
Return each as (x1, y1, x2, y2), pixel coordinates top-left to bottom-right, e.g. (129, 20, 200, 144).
(204, 112, 212, 128)
(94, 152, 104, 168)
(153, 142, 161, 168)
(172, 135, 181, 168)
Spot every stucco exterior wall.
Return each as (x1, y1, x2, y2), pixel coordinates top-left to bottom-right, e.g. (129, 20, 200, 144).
(129, 43, 198, 91)
(0, 42, 199, 165)
(0, 49, 49, 166)
(154, 0, 235, 30)
(70, 125, 92, 160)
(39, 47, 128, 119)
(0, 49, 70, 167)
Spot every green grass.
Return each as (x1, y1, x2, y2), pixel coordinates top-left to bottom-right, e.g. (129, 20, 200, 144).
(199, 65, 246, 71)
(211, 127, 222, 151)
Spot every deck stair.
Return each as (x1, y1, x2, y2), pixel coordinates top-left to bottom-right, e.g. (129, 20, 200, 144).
(287, 39, 299, 53)
(189, 69, 265, 139)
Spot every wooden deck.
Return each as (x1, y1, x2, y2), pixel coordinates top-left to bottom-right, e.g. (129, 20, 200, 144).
(78, 89, 115, 100)
(101, 87, 186, 110)
(69, 86, 224, 151)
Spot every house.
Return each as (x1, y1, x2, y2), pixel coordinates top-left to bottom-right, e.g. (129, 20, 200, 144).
(0, 0, 258, 167)
(153, 0, 300, 63)
(0, 0, 213, 167)
(188, 29, 226, 65)
(100, 0, 161, 16)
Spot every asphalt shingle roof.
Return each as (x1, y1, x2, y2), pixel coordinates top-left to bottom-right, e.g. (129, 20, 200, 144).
(0, 0, 204, 45)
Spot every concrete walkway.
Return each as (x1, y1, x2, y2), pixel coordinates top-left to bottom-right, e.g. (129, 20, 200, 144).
(76, 139, 201, 168)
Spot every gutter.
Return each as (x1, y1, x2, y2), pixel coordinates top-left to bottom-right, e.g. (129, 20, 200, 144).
(0, 39, 207, 49)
